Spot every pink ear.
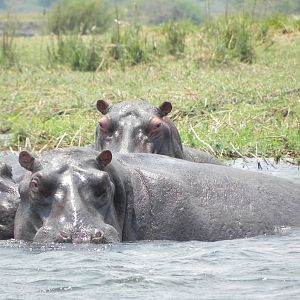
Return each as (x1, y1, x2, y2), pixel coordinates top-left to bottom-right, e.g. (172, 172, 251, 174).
(159, 102, 172, 117)
(19, 151, 35, 171)
(96, 150, 112, 168)
(96, 100, 110, 115)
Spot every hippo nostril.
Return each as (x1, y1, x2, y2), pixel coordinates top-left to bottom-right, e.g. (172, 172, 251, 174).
(91, 230, 104, 243)
(94, 230, 104, 239)
(58, 230, 72, 243)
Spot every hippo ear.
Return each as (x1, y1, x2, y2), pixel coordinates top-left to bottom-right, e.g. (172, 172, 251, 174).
(96, 150, 112, 169)
(159, 101, 172, 117)
(0, 163, 12, 178)
(19, 151, 41, 172)
(96, 100, 110, 115)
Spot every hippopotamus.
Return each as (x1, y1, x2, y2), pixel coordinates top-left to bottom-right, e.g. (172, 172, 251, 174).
(0, 152, 27, 182)
(0, 163, 19, 239)
(15, 147, 300, 244)
(0, 152, 26, 239)
(95, 100, 222, 165)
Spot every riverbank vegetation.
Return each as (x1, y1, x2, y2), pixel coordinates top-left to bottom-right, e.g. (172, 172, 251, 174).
(0, 4, 299, 162)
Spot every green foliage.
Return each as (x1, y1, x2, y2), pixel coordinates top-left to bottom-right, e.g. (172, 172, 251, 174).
(2, 0, 300, 18)
(263, 14, 289, 30)
(110, 21, 154, 66)
(257, 14, 300, 35)
(47, 0, 112, 34)
(161, 21, 187, 56)
(255, 22, 270, 42)
(293, 18, 300, 31)
(123, 26, 151, 65)
(48, 12, 155, 70)
(176, 0, 204, 24)
(203, 14, 256, 64)
(137, 0, 204, 24)
(47, 34, 105, 71)
(0, 16, 18, 68)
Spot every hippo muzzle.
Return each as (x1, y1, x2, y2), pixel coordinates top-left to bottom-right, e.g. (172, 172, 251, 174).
(34, 223, 120, 244)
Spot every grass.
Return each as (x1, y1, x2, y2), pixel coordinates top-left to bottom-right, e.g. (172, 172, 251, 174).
(0, 12, 43, 23)
(0, 19, 299, 161)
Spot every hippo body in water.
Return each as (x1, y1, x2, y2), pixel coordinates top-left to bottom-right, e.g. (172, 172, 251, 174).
(0, 152, 27, 182)
(15, 147, 300, 244)
(95, 100, 222, 165)
(0, 152, 23, 239)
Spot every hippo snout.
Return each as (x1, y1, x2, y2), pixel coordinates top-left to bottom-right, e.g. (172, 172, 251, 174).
(34, 224, 120, 244)
(57, 229, 106, 243)
(58, 229, 112, 244)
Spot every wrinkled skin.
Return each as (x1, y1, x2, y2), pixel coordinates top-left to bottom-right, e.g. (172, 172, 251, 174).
(15, 148, 300, 244)
(95, 100, 222, 165)
(0, 152, 27, 239)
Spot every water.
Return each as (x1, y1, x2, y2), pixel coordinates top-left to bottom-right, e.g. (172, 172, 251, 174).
(0, 159, 299, 299)
(0, 232, 300, 300)
(230, 157, 300, 184)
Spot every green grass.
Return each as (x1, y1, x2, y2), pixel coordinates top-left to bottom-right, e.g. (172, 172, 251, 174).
(0, 24, 299, 160)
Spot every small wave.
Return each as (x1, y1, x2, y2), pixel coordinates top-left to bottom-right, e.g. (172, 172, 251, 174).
(39, 286, 81, 294)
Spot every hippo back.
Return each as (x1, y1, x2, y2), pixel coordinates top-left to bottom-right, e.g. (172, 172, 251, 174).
(115, 153, 300, 241)
(0, 151, 26, 182)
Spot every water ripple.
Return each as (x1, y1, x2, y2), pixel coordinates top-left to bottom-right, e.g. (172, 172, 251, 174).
(0, 229, 300, 298)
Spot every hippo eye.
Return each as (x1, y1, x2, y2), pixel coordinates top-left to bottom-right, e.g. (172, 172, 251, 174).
(148, 117, 162, 134)
(29, 175, 57, 198)
(99, 116, 111, 133)
(89, 179, 106, 198)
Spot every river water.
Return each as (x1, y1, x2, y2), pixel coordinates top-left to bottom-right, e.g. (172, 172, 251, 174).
(0, 158, 299, 300)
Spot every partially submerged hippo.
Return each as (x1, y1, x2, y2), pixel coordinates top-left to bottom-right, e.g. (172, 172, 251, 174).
(15, 147, 300, 244)
(0, 151, 27, 182)
(0, 162, 19, 239)
(0, 151, 30, 239)
(95, 100, 222, 165)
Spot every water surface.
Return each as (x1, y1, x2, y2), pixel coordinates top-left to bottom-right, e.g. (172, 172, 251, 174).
(230, 157, 300, 184)
(0, 231, 300, 300)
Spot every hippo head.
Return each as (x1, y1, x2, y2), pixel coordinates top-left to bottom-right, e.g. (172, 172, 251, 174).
(14, 148, 122, 244)
(95, 100, 184, 158)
